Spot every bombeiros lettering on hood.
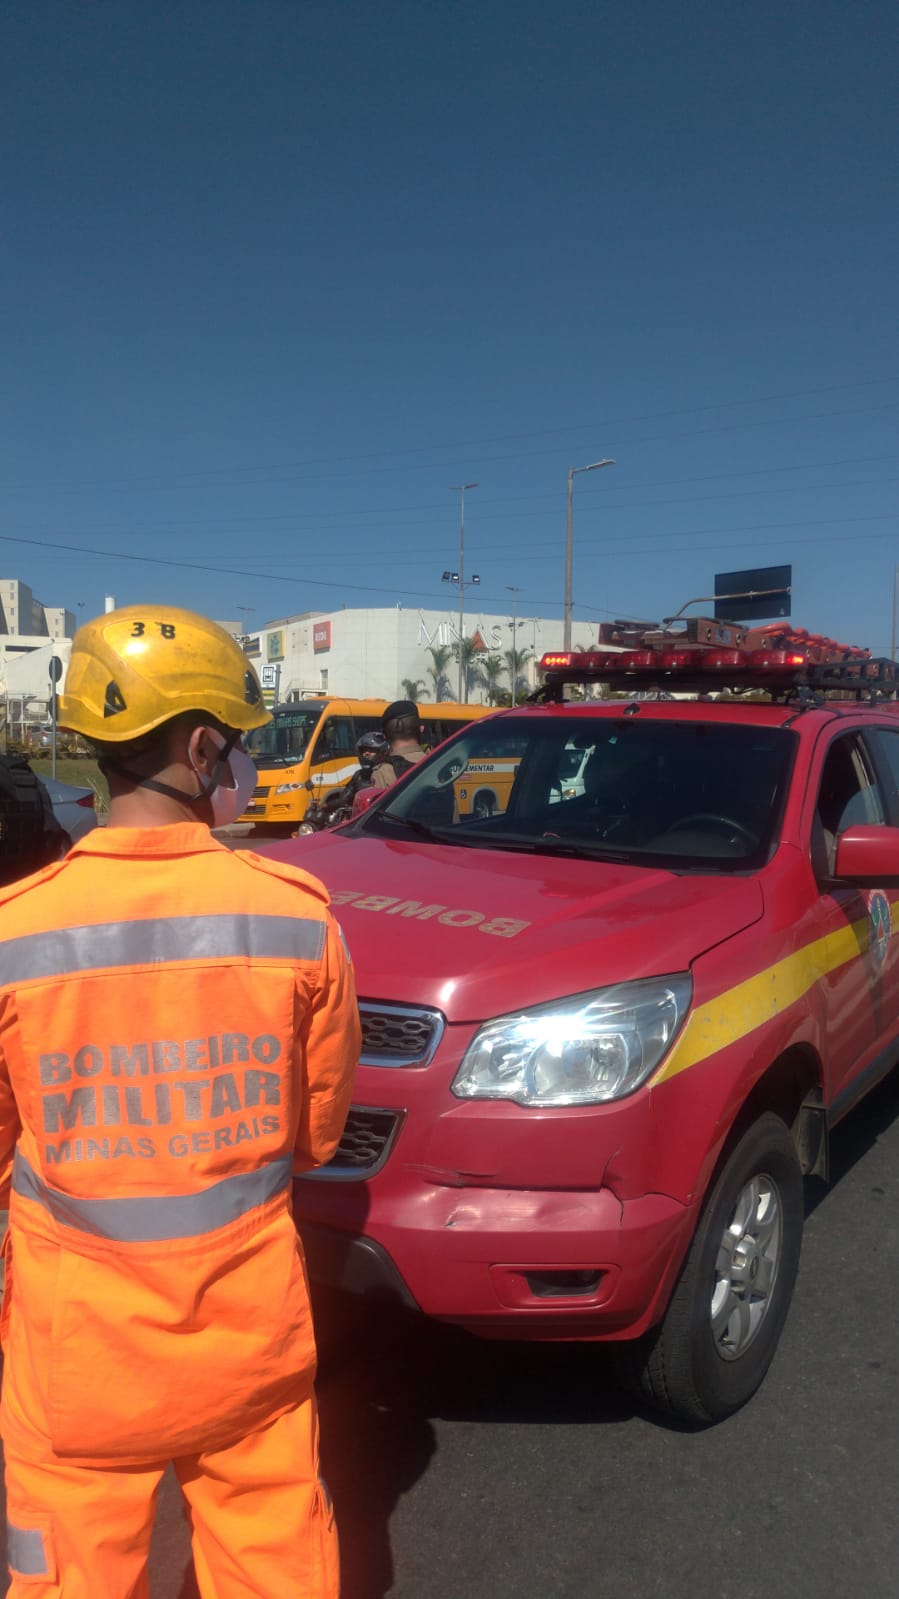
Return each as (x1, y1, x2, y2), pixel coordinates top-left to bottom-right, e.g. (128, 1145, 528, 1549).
(327, 887, 530, 938)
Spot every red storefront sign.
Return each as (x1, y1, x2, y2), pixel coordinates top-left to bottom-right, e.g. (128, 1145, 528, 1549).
(313, 621, 332, 653)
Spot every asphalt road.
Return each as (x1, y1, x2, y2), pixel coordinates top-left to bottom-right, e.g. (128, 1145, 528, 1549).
(2, 1068, 897, 1599)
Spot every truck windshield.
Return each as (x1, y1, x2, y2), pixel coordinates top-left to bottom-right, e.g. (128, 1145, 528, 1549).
(246, 705, 325, 766)
(359, 714, 795, 871)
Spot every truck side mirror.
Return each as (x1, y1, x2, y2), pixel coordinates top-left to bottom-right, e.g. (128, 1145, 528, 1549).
(832, 825, 899, 887)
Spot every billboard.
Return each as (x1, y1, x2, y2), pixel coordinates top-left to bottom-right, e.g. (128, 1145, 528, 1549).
(266, 630, 284, 662)
(714, 565, 791, 623)
(313, 621, 332, 653)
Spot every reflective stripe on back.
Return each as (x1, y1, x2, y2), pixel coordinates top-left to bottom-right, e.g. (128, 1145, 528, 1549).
(12, 1149, 293, 1243)
(0, 913, 326, 986)
(7, 1523, 50, 1577)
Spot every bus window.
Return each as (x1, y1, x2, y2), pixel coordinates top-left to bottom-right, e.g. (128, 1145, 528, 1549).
(246, 705, 323, 765)
(310, 716, 356, 765)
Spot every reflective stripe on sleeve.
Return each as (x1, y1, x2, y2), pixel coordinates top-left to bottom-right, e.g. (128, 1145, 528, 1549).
(0, 913, 326, 986)
(12, 1150, 293, 1243)
(7, 1522, 50, 1577)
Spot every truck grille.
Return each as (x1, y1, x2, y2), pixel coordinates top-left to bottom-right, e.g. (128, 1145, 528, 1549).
(358, 1002, 444, 1066)
(304, 1106, 402, 1181)
(242, 783, 271, 816)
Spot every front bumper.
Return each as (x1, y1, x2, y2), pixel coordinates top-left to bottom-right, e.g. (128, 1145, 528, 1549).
(295, 1178, 694, 1340)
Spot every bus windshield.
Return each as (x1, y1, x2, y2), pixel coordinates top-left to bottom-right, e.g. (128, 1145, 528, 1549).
(246, 705, 325, 766)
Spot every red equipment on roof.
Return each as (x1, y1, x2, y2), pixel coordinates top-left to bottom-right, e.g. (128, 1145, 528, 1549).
(539, 615, 891, 701)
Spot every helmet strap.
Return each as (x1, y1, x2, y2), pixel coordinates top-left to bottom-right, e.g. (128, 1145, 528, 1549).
(101, 728, 240, 808)
(189, 727, 240, 804)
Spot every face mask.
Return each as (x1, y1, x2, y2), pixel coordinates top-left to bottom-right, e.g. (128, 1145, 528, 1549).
(192, 733, 257, 827)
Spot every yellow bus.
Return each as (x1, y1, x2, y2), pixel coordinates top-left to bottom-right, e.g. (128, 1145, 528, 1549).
(241, 698, 493, 833)
(453, 729, 598, 818)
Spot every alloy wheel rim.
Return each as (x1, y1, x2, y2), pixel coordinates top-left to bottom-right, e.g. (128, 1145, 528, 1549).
(710, 1174, 783, 1361)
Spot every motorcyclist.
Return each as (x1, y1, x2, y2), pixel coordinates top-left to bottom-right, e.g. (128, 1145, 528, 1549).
(321, 731, 389, 826)
(297, 731, 390, 833)
(343, 730, 389, 805)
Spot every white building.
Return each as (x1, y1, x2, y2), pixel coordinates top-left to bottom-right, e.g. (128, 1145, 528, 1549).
(0, 588, 607, 746)
(0, 579, 76, 656)
(239, 604, 603, 703)
(0, 581, 77, 741)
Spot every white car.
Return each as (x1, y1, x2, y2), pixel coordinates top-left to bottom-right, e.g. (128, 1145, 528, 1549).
(39, 774, 99, 843)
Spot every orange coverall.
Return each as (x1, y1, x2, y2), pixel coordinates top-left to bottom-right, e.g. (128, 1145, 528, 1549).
(0, 822, 360, 1598)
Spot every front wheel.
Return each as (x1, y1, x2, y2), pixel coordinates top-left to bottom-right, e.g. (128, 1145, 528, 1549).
(618, 1112, 803, 1425)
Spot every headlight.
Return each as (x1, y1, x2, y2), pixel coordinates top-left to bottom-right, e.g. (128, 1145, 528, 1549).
(451, 975, 692, 1106)
(274, 782, 305, 794)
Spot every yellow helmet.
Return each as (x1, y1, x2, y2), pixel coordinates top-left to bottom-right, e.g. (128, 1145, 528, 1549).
(59, 604, 271, 742)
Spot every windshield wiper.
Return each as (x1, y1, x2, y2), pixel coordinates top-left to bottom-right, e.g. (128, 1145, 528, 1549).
(374, 809, 459, 844)
(534, 840, 632, 861)
(372, 811, 631, 860)
(469, 834, 633, 862)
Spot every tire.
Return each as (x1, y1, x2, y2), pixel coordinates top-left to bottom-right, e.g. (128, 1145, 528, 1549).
(618, 1112, 803, 1426)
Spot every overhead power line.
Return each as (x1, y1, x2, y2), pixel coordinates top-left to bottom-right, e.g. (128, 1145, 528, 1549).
(1, 382, 897, 495)
(4, 513, 899, 619)
(11, 460, 899, 552)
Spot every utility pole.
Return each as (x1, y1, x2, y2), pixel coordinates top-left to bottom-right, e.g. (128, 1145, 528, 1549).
(564, 459, 614, 649)
(507, 585, 522, 706)
(449, 483, 478, 700)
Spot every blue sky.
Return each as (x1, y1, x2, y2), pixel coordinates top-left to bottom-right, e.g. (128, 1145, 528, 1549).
(2, 1, 897, 650)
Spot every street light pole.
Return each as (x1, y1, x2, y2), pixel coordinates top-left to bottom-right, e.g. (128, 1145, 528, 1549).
(450, 483, 478, 700)
(564, 458, 614, 650)
(507, 585, 522, 706)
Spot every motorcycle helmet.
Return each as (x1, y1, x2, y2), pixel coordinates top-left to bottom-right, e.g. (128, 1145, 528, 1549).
(357, 730, 389, 767)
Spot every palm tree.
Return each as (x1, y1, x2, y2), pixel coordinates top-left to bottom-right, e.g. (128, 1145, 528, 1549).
(426, 645, 454, 702)
(481, 655, 506, 706)
(452, 635, 487, 703)
(400, 677, 428, 701)
(503, 645, 533, 703)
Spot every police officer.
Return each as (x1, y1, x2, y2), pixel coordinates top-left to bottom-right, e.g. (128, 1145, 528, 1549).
(369, 699, 428, 789)
(0, 605, 360, 1598)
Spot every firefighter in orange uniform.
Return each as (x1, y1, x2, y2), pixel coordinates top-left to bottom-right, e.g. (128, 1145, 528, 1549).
(0, 605, 361, 1598)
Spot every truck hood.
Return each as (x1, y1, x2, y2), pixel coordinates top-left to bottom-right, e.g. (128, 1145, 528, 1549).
(258, 833, 764, 1022)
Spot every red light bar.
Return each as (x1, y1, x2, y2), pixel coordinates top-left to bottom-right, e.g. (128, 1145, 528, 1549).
(658, 649, 705, 670)
(745, 650, 777, 667)
(538, 621, 881, 698)
(703, 649, 745, 670)
(540, 651, 630, 671)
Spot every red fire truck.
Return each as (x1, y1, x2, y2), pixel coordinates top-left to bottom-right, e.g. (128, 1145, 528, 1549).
(262, 617, 899, 1424)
